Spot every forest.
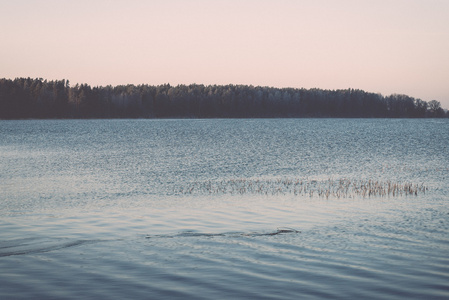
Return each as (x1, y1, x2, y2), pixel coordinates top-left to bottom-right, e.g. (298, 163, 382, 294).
(0, 77, 447, 119)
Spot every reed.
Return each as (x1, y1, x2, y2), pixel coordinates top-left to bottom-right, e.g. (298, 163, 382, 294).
(174, 177, 428, 199)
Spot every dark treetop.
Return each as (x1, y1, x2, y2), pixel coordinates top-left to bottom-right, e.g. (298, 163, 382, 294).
(0, 78, 447, 119)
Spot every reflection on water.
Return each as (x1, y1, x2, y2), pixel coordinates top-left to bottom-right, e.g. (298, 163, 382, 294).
(0, 119, 448, 299)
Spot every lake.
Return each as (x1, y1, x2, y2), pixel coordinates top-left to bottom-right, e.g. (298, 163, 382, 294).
(1, 119, 448, 299)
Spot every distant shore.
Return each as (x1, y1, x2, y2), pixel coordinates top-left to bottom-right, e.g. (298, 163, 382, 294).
(1, 78, 447, 119)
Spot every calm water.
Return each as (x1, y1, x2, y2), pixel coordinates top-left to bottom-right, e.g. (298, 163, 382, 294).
(1, 119, 448, 299)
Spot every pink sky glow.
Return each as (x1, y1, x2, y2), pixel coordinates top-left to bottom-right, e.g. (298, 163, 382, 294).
(1, 0, 448, 108)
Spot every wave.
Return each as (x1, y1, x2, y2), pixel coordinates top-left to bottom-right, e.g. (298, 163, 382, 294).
(145, 227, 300, 239)
(0, 228, 300, 257)
(0, 237, 108, 257)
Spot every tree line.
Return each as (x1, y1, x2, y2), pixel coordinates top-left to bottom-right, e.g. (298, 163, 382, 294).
(0, 77, 447, 119)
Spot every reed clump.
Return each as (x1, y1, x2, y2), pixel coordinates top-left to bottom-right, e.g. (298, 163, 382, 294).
(174, 178, 427, 199)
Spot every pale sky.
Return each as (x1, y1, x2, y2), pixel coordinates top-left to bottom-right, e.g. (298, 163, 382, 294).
(1, 0, 448, 108)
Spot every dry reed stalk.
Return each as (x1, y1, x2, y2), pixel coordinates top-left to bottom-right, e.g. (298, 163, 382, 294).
(174, 177, 428, 199)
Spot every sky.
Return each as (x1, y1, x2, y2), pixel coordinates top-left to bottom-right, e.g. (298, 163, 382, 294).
(1, 0, 448, 108)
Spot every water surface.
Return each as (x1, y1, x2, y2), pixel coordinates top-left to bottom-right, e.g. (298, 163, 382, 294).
(1, 119, 448, 299)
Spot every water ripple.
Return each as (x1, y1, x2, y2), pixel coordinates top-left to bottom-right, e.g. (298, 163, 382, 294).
(0, 237, 113, 257)
(145, 227, 301, 239)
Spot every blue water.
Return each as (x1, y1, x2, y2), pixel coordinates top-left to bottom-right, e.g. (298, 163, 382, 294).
(1, 119, 448, 299)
